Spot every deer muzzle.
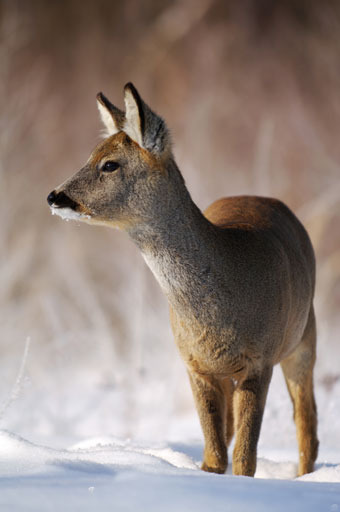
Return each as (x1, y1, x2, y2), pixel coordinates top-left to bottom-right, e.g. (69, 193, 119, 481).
(47, 190, 79, 210)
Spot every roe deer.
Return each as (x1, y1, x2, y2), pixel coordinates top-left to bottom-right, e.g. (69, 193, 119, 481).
(47, 83, 318, 477)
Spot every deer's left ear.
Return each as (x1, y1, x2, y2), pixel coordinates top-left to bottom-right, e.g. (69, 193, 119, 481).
(123, 83, 171, 157)
(96, 92, 125, 137)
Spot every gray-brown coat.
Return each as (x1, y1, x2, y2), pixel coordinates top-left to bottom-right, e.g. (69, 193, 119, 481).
(47, 83, 318, 477)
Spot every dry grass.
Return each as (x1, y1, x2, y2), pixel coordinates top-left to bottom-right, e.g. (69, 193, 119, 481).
(0, 0, 339, 437)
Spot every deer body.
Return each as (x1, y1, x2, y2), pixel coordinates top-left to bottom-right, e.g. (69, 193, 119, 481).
(48, 84, 318, 477)
(137, 193, 312, 370)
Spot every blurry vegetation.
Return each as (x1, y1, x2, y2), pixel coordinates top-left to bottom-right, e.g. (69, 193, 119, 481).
(0, 0, 340, 436)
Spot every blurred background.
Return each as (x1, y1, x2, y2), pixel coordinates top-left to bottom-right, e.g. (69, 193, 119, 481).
(0, 0, 340, 451)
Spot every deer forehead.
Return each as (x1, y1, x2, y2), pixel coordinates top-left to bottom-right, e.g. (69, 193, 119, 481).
(88, 131, 161, 172)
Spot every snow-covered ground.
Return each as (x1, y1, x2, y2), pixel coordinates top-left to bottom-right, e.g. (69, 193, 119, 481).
(0, 430, 339, 512)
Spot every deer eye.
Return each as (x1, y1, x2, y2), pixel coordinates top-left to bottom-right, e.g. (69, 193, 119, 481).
(102, 161, 120, 172)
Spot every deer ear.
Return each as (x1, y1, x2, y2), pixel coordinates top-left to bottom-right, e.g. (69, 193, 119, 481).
(96, 92, 125, 137)
(123, 83, 171, 156)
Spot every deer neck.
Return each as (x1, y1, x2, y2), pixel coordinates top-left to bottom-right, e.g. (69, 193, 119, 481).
(127, 184, 217, 313)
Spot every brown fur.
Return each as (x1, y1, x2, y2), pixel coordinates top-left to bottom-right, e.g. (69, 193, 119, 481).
(48, 84, 318, 477)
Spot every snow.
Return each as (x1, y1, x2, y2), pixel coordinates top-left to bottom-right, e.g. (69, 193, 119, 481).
(0, 422, 339, 512)
(0, 430, 339, 512)
(50, 206, 91, 222)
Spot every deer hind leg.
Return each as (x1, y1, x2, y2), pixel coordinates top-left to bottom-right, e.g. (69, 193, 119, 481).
(232, 366, 273, 476)
(188, 371, 227, 474)
(280, 305, 318, 476)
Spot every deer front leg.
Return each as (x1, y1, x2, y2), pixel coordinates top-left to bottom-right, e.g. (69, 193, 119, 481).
(221, 377, 235, 447)
(188, 371, 227, 474)
(233, 366, 272, 476)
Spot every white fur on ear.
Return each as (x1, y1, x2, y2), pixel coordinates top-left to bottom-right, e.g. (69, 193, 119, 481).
(123, 86, 144, 147)
(123, 83, 171, 156)
(97, 99, 120, 137)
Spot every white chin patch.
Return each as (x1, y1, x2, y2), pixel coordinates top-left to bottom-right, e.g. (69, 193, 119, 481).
(50, 207, 91, 222)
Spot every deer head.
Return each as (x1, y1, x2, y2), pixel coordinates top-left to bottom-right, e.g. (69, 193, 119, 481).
(47, 83, 174, 231)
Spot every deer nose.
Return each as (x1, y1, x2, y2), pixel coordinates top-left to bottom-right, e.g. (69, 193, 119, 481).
(47, 190, 57, 206)
(47, 190, 78, 209)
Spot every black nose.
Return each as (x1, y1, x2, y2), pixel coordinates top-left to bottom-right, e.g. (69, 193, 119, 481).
(47, 190, 57, 206)
(47, 190, 79, 209)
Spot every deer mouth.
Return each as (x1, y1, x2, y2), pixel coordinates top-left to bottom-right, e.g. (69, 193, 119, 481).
(47, 190, 92, 222)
